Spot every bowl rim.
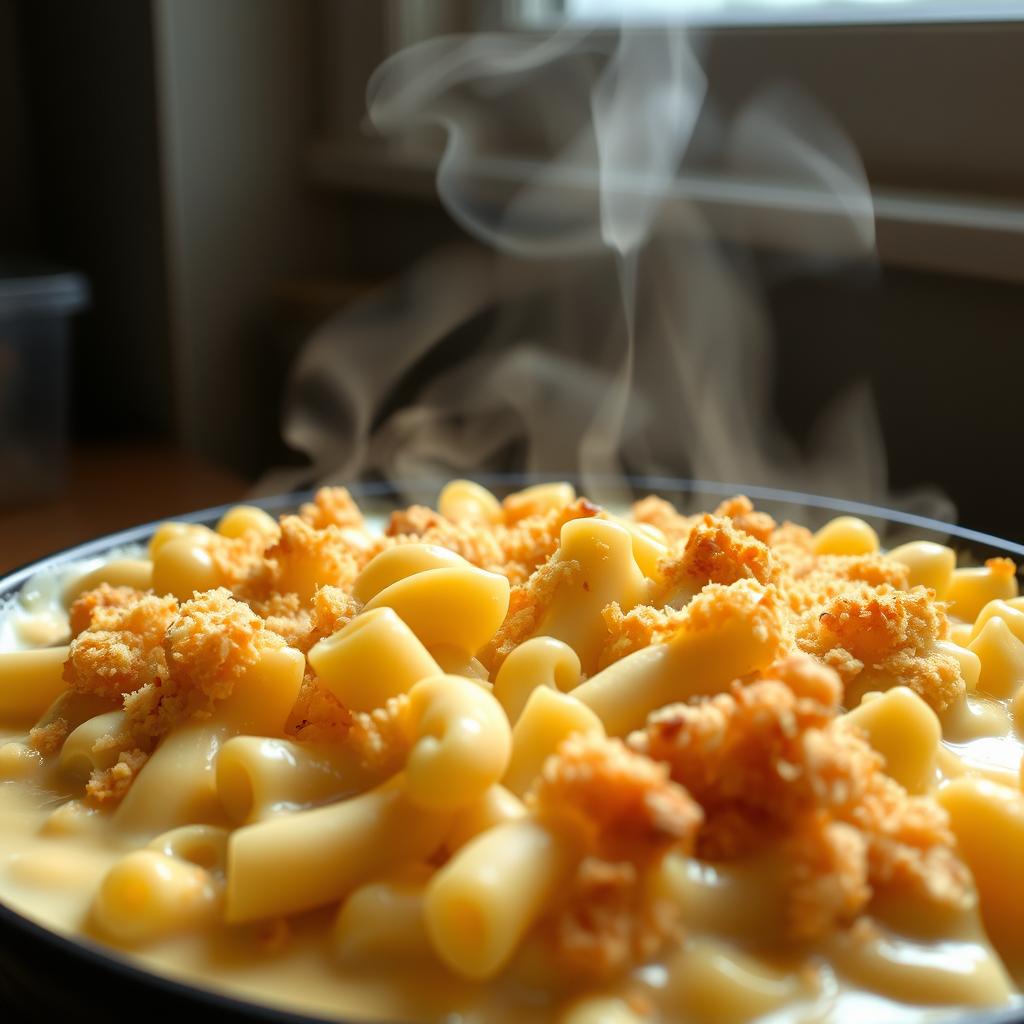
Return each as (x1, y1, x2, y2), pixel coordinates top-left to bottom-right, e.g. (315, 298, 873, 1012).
(4, 473, 1024, 594)
(2, 473, 1024, 1024)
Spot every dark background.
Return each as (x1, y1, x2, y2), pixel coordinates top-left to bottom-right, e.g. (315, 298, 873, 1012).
(2, 1, 1023, 573)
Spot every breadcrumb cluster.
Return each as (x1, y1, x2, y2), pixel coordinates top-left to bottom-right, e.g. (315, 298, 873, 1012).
(55, 485, 983, 977)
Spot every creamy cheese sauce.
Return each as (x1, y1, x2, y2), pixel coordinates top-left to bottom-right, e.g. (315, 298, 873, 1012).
(0, 769, 1015, 1023)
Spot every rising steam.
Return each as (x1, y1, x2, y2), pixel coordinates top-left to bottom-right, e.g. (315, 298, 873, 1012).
(269, 21, 948, 520)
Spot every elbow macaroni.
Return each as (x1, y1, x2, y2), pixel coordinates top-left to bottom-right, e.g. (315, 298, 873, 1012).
(364, 564, 511, 655)
(534, 518, 648, 674)
(492, 635, 581, 723)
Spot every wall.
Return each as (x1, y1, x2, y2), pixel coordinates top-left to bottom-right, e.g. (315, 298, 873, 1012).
(154, 0, 346, 473)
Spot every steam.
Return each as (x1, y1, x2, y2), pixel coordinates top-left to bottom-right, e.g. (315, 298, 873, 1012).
(267, 21, 950, 521)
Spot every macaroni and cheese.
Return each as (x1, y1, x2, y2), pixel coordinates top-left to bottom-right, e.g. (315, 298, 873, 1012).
(0, 482, 1022, 1022)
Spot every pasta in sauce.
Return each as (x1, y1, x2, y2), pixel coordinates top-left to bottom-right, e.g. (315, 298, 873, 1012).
(0, 482, 1022, 1023)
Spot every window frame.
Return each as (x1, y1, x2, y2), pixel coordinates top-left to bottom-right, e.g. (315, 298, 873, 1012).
(312, 1, 1024, 283)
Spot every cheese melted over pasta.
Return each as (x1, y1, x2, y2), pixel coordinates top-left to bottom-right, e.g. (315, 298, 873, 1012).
(0, 482, 1022, 1023)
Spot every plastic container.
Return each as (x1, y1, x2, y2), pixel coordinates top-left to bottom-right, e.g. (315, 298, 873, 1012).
(0, 263, 89, 505)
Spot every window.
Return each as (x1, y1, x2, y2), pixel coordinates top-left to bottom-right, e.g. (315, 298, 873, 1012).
(545, 0, 1023, 26)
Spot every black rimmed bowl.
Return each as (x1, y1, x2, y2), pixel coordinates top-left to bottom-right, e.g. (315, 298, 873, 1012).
(1, 476, 1023, 1024)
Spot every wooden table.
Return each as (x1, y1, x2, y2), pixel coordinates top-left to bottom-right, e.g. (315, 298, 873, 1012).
(0, 445, 247, 574)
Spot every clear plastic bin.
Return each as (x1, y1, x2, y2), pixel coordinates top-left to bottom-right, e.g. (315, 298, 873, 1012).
(0, 264, 89, 505)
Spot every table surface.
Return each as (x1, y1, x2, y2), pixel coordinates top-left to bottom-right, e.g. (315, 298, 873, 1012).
(0, 445, 247, 575)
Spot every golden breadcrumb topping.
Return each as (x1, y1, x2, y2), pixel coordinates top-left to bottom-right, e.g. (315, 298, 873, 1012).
(493, 499, 602, 584)
(631, 496, 693, 545)
(597, 579, 789, 675)
(529, 736, 700, 979)
(84, 748, 149, 808)
(69, 584, 148, 638)
(630, 654, 970, 938)
(387, 498, 601, 585)
(986, 556, 1017, 579)
(64, 593, 179, 699)
(543, 855, 683, 980)
(246, 591, 310, 648)
(265, 517, 362, 596)
(779, 555, 910, 617)
(66, 588, 279, 753)
(301, 586, 361, 651)
(27, 718, 70, 757)
(248, 585, 360, 653)
(285, 672, 352, 744)
(713, 495, 777, 544)
(346, 694, 412, 776)
(684, 579, 789, 652)
(529, 735, 703, 863)
(207, 530, 274, 596)
(653, 514, 774, 606)
(598, 602, 691, 669)
(299, 486, 365, 530)
(386, 506, 506, 570)
(796, 585, 963, 711)
(480, 559, 582, 670)
(122, 589, 274, 739)
(502, 487, 575, 526)
(768, 522, 818, 580)
(787, 814, 871, 940)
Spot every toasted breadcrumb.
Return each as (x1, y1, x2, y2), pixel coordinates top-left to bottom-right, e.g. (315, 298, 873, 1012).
(841, 756, 971, 910)
(986, 556, 1017, 579)
(529, 735, 702, 862)
(796, 585, 963, 710)
(207, 530, 274, 596)
(346, 694, 412, 776)
(247, 591, 310, 648)
(386, 505, 447, 539)
(121, 589, 273, 739)
(683, 579, 790, 653)
(653, 514, 773, 606)
(64, 594, 179, 699)
(300, 586, 361, 651)
(480, 559, 582, 670)
(84, 748, 149, 808)
(631, 496, 693, 545)
(502, 486, 575, 526)
(27, 718, 70, 757)
(544, 856, 683, 980)
(493, 499, 602, 584)
(69, 584, 147, 638)
(780, 555, 910, 616)
(529, 736, 700, 978)
(632, 668, 843, 841)
(299, 487, 365, 530)
(387, 498, 601, 585)
(631, 654, 970, 937)
(285, 671, 352, 744)
(787, 814, 870, 939)
(768, 522, 818, 579)
(598, 602, 690, 669)
(713, 495, 777, 544)
(265, 516, 361, 596)
(248, 585, 360, 652)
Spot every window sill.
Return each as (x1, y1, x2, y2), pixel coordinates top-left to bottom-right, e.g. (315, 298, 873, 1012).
(308, 137, 1024, 284)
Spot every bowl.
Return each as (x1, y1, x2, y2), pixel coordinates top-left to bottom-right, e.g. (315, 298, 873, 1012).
(1, 476, 1023, 1024)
